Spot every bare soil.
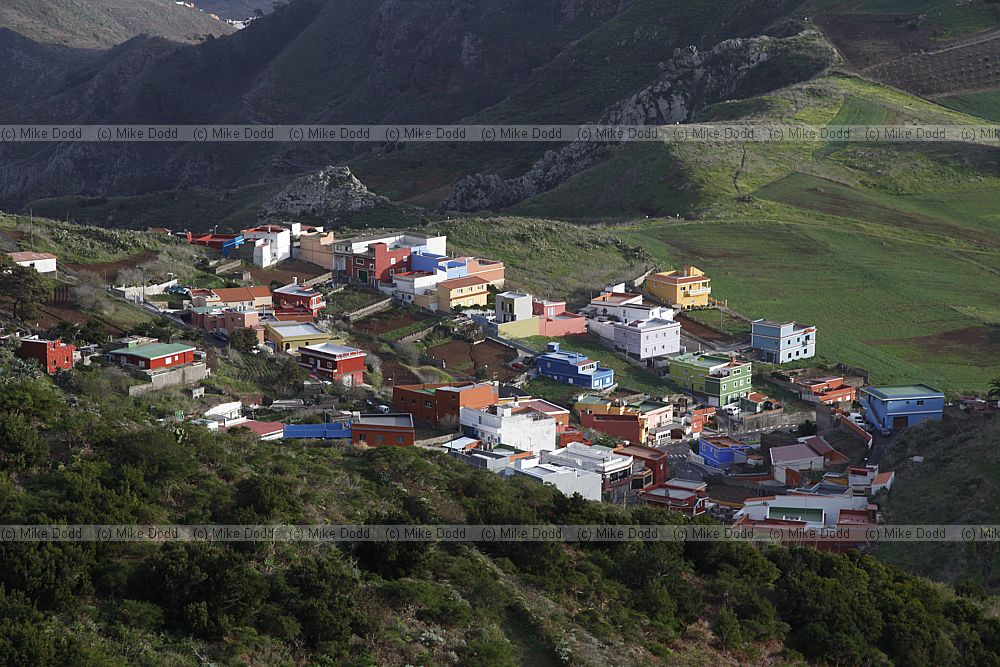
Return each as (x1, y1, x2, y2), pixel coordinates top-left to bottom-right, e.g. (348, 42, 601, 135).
(425, 338, 520, 382)
(63, 250, 158, 282)
(354, 310, 435, 337)
(676, 312, 740, 344)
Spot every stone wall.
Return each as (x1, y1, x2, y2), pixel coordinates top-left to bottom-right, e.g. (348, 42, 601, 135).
(127, 362, 210, 397)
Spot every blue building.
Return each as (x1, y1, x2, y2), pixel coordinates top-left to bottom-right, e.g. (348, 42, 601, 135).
(410, 252, 469, 279)
(860, 384, 944, 434)
(698, 435, 754, 469)
(536, 342, 615, 390)
(751, 319, 816, 364)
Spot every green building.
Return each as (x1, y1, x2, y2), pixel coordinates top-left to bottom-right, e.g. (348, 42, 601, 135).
(668, 352, 752, 406)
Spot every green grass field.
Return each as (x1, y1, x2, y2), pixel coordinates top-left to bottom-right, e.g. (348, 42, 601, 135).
(936, 92, 1000, 123)
(434, 217, 655, 304)
(620, 218, 1000, 393)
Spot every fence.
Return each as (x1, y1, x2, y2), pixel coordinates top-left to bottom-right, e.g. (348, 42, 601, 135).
(839, 417, 873, 449)
(126, 362, 210, 397)
(397, 325, 438, 344)
(345, 297, 393, 322)
(303, 272, 333, 287)
(211, 259, 242, 275)
(835, 362, 870, 385)
(110, 279, 179, 301)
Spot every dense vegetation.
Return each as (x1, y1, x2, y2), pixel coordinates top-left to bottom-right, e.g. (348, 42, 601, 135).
(876, 415, 1000, 594)
(1, 346, 999, 665)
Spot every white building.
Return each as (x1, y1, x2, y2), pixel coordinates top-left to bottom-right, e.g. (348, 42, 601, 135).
(392, 271, 441, 304)
(584, 289, 674, 341)
(751, 319, 817, 364)
(243, 225, 292, 267)
(495, 291, 533, 323)
(460, 403, 557, 454)
(332, 232, 447, 274)
(202, 401, 245, 427)
(584, 290, 673, 321)
(540, 443, 633, 488)
(612, 317, 681, 362)
(734, 493, 873, 530)
(506, 458, 602, 501)
(7, 251, 57, 274)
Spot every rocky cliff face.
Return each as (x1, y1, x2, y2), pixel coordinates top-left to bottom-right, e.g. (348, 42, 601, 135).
(0, 0, 631, 206)
(442, 32, 835, 212)
(258, 166, 388, 221)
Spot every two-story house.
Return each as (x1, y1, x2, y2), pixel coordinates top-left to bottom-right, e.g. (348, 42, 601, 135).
(645, 266, 711, 309)
(751, 319, 816, 363)
(668, 353, 752, 406)
(612, 317, 681, 364)
(536, 342, 615, 390)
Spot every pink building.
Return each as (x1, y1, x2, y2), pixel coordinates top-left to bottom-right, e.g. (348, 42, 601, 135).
(534, 299, 586, 336)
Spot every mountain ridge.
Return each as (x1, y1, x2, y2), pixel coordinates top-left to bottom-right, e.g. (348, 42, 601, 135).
(0, 0, 234, 49)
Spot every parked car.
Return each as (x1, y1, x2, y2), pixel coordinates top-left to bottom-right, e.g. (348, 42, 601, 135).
(721, 404, 740, 416)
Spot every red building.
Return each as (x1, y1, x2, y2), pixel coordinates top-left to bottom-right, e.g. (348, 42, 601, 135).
(297, 343, 366, 386)
(578, 411, 646, 444)
(107, 342, 196, 370)
(340, 241, 413, 286)
(16, 337, 76, 374)
(392, 382, 499, 428)
(557, 424, 592, 447)
(687, 406, 716, 434)
(272, 280, 327, 321)
(352, 414, 415, 447)
(638, 478, 711, 516)
(614, 444, 669, 486)
(795, 376, 856, 405)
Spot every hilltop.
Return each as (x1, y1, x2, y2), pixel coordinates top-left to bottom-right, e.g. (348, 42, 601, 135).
(0, 0, 234, 49)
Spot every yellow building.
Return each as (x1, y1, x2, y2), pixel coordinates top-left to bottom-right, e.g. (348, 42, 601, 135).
(645, 265, 711, 308)
(298, 231, 337, 270)
(435, 276, 489, 311)
(265, 321, 333, 352)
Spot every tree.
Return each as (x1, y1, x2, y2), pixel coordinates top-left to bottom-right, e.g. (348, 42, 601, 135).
(714, 606, 743, 650)
(0, 412, 48, 471)
(988, 377, 1000, 399)
(229, 328, 259, 352)
(0, 255, 49, 321)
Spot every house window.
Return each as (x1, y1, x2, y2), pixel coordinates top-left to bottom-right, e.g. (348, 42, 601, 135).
(395, 435, 405, 444)
(355, 257, 364, 265)
(358, 433, 367, 442)
(916, 400, 925, 406)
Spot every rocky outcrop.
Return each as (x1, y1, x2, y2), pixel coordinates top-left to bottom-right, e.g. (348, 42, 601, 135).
(258, 166, 388, 220)
(442, 32, 835, 212)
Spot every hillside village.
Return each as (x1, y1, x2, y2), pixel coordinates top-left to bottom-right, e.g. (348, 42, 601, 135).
(3, 216, 997, 554)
